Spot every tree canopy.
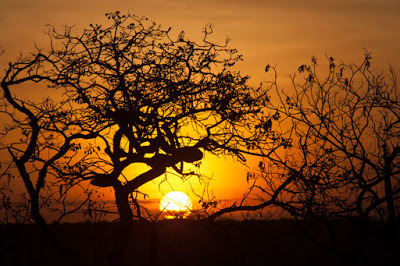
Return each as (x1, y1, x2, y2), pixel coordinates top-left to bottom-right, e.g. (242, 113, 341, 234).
(235, 53, 400, 221)
(1, 11, 279, 224)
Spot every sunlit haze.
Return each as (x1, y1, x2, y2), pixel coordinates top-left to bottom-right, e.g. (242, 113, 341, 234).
(0, 0, 399, 208)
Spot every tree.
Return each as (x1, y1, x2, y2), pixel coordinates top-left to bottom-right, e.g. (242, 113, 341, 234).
(1, 11, 280, 225)
(0, 53, 101, 227)
(217, 52, 400, 222)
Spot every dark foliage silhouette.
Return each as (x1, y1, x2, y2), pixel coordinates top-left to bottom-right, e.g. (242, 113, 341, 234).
(0, 11, 288, 266)
(0, 55, 100, 227)
(208, 53, 400, 226)
(261, 52, 400, 221)
(199, 53, 400, 265)
(0, 11, 282, 226)
(1, 11, 400, 266)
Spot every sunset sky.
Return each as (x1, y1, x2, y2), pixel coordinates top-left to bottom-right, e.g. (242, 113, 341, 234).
(1, 0, 399, 207)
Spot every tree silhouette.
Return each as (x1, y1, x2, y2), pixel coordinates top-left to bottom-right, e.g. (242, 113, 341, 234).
(0, 45, 89, 266)
(0, 54, 100, 227)
(271, 53, 399, 221)
(210, 52, 400, 222)
(1, 11, 279, 225)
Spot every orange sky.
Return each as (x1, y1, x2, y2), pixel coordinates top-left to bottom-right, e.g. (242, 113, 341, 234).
(1, 0, 400, 205)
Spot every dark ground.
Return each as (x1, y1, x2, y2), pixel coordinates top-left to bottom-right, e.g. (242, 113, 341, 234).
(1, 219, 399, 266)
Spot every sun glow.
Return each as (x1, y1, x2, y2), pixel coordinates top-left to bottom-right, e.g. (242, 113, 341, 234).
(159, 191, 193, 219)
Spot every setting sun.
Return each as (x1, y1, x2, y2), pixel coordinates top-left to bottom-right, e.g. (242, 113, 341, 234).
(159, 191, 193, 219)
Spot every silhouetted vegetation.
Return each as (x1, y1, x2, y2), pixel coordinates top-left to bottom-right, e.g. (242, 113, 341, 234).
(203, 53, 400, 264)
(1, 11, 280, 226)
(1, 10, 400, 266)
(219, 53, 400, 222)
(0, 11, 284, 266)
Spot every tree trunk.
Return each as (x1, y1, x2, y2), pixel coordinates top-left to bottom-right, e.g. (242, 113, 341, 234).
(31, 192, 47, 227)
(108, 188, 132, 266)
(384, 173, 395, 222)
(383, 147, 395, 222)
(115, 190, 134, 224)
(110, 167, 166, 265)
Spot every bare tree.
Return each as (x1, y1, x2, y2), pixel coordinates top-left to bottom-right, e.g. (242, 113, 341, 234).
(0, 58, 101, 227)
(273, 53, 399, 221)
(209, 52, 400, 222)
